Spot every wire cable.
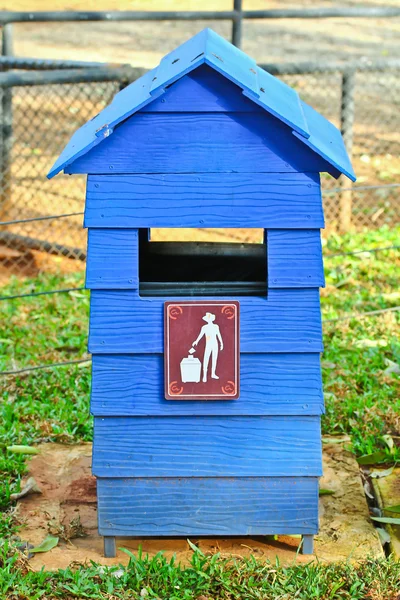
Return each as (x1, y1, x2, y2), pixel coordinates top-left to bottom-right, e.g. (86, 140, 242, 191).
(0, 358, 91, 376)
(325, 244, 400, 258)
(0, 212, 84, 226)
(324, 305, 400, 323)
(324, 183, 400, 194)
(0, 287, 86, 301)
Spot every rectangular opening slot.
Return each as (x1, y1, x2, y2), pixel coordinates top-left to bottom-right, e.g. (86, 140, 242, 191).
(139, 229, 267, 297)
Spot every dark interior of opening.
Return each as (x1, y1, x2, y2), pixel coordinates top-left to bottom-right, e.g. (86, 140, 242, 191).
(138, 230, 267, 297)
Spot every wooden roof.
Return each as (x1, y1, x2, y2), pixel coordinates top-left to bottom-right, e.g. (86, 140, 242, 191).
(48, 28, 356, 181)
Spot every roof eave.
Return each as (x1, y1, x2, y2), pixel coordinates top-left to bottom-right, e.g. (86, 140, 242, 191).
(292, 130, 356, 182)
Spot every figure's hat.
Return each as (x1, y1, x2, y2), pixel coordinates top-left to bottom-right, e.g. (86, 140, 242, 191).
(203, 312, 216, 322)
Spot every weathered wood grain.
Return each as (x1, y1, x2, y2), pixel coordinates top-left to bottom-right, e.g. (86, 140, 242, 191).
(84, 173, 324, 229)
(92, 416, 322, 477)
(86, 229, 139, 289)
(141, 65, 260, 113)
(90, 353, 323, 416)
(88, 289, 323, 354)
(97, 476, 319, 536)
(267, 230, 325, 288)
(66, 112, 330, 175)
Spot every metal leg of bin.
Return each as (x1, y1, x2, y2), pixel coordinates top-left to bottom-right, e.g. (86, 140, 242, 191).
(301, 534, 314, 555)
(104, 536, 117, 558)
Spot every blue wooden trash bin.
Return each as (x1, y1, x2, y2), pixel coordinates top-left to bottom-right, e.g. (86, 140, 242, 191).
(48, 29, 355, 558)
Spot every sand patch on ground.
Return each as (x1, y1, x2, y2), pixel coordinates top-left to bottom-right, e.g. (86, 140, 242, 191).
(13, 438, 383, 571)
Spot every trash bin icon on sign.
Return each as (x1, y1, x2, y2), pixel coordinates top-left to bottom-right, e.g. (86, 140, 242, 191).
(180, 349, 202, 383)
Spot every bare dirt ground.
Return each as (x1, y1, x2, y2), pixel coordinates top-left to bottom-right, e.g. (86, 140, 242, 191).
(4, 0, 400, 67)
(15, 439, 383, 571)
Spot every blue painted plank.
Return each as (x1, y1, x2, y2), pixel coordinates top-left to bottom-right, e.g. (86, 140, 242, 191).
(146, 28, 258, 98)
(84, 172, 324, 229)
(65, 112, 330, 175)
(97, 476, 319, 536)
(293, 101, 356, 182)
(243, 65, 309, 138)
(92, 416, 322, 477)
(86, 229, 138, 290)
(204, 29, 258, 95)
(88, 289, 323, 354)
(267, 230, 325, 288)
(148, 28, 208, 95)
(90, 353, 324, 416)
(141, 65, 260, 113)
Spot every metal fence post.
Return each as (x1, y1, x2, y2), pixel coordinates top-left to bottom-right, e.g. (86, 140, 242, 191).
(339, 69, 355, 231)
(232, 0, 243, 47)
(0, 24, 13, 220)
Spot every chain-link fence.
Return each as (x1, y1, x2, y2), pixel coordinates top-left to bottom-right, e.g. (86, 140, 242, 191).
(275, 64, 400, 230)
(0, 66, 129, 277)
(0, 58, 398, 277)
(2, 79, 120, 242)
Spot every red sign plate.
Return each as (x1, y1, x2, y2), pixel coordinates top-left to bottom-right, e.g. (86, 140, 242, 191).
(164, 301, 240, 400)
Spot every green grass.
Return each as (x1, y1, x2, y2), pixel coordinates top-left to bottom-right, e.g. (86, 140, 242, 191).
(322, 226, 400, 458)
(0, 225, 399, 597)
(1, 544, 400, 599)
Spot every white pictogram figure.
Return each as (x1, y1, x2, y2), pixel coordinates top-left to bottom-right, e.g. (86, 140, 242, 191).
(192, 312, 224, 382)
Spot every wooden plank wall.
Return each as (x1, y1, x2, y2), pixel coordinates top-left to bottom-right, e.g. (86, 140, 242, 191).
(84, 173, 324, 229)
(90, 353, 324, 416)
(82, 66, 326, 538)
(88, 290, 323, 354)
(87, 227, 324, 536)
(66, 111, 330, 175)
(267, 230, 325, 288)
(86, 227, 325, 291)
(97, 477, 319, 537)
(93, 416, 322, 478)
(86, 229, 139, 289)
